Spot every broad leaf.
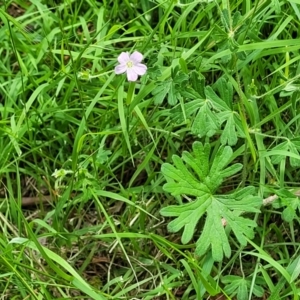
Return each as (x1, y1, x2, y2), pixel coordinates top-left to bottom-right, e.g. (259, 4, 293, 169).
(160, 142, 262, 261)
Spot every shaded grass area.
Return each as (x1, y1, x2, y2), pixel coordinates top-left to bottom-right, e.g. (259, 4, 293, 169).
(0, 0, 300, 299)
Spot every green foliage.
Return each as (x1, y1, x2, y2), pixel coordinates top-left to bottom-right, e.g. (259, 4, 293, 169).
(160, 142, 262, 261)
(96, 147, 112, 165)
(222, 275, 264, 300)
(152, 69, 189, 105)
(170, 77, 244, 145)
(1, 0, 300, 298)
(271, 138, 300, 167)
(268, 256, 300, 299)
(272, 189, 300, 222)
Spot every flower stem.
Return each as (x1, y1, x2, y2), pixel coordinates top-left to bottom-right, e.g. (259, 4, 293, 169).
(126, 82, 136, 105)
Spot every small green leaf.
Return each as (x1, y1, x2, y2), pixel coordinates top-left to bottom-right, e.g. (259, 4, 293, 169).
(222, 275, 264, 300)
(221, 9, 231, 31)
(282, 205, 295, 222)
(215, 77, 233, 109)
(152, 71, 189, 105)
(282, 197, 299, 222)
(191, 103, 219, 137)
(221, 113, 238, 145)
(152, 81, 172, 104)
(174, 71, 189, 84)
(232, 11, 242, 28)
(272, 189, 300, 222)
(237, 279, 248, 300)
(147, 65, 162, 79)
(205, 86, 230, 111)
(271, 140, 300, 166)
(190, 70, 206, 98)
(276, 188, 297, 198)
(237, 51, 247, 60)
(170, 100, 202, 124)
(168, 81, 177, 105)
(96, 148, 112, 164)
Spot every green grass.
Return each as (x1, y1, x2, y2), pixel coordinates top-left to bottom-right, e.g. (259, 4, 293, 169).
(0, 0, 300, 299)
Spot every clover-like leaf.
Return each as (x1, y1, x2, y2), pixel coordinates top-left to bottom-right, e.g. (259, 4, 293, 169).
(160, 142, 262, 261)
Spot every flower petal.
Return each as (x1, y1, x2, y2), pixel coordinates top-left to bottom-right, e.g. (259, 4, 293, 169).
(117, 52, 130, 64)
(115, 64, 127, 74)
(127, 68, 138, 81)
(132, 63, 147, 75)
(130, 51, 143, 63)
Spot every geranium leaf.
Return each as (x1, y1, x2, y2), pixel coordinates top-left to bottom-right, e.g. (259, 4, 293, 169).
(221, 113, 238, 145)
(160, 142, 262, 261)
(192, 103, 220, 137)
(160, 194, 211, 244)
(190, 70, 205, 97)
(152, 81, 171, 105)
(168, 82, 177, 105)
(170, 99, 202, 124)
(215, 77, 233, 109)
(205, 86, 229, 111)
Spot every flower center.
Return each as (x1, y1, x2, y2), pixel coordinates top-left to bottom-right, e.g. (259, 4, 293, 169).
(126, 60, 133, 68)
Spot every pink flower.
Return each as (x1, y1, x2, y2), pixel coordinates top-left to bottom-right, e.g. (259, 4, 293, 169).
(114, 51, 147, 81)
